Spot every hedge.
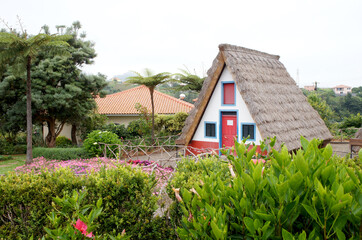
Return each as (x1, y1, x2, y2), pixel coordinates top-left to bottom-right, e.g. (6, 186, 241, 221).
(0, 166, 175, 239)
(33, 147, 90, 160)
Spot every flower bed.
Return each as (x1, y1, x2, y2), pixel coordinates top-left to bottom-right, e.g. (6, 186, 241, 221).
(15, 157, 174, 193)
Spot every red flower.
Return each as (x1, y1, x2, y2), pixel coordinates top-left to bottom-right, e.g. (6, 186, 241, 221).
(73, 219, 93, 238)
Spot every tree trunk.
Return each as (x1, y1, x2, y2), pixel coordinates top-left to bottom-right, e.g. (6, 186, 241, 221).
(46, 120, 57, 148)
(149, 87, 155, 144)
(46, 119, 66, 147)
(71, 124, 78, 146)
(25, 56, 33, 165)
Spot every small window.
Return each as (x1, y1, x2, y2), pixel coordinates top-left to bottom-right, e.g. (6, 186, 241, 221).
(205, 122, 216, 138)
(223, 82, 235, 105)
(242, 124, 255, 140)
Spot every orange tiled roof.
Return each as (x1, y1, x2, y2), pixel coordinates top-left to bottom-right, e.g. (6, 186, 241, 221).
(95, 85, 194, 115)
(333, 85, 351, 89)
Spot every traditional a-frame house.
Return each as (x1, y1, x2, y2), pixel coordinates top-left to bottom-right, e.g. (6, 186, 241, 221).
(176, 44, 332, 151)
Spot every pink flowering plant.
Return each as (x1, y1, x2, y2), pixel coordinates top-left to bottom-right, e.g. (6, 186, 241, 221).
(44, 190, 130, 240)
(15, 157, 173, 194)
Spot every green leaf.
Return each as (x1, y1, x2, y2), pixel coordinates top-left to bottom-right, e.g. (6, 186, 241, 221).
(302, 204, 318, 222)
(321, 165, 333, 182)
(182, 188, 192, 203)
(247, 146, 257, 162)
(254, 211, 276, 222)
(322, 144, 333, 160)
(230, 222, 243, 232)
(235, 141, 246, 159)
(276, 181, 289, 199)
(336, 184, 344, 199)
(294, 151, 309, 176)
(224, 204, 235, 215)
(254, 218, 262, 230)
(300, 136, 309, 151)
(289, 171, 303, 191)
(241, 172, 255, 195)
(253, 161, 263, 183)
(261, 221, 271, 233)
(334, 215, 348, 231)
(244, 217, 255, 234)
(297, 231, 306, 240)
(359, 148, 362, 164)
(345, 167, 359, 184)
(335, 229, 346, 240)
(211, 221, 223, 240)
(282, 228, 294, 240)
(331, 200, 349, 213)
(96, 197, 102, 208)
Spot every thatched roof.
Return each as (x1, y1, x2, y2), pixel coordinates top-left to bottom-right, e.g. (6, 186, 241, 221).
(176, 44, 332, 150)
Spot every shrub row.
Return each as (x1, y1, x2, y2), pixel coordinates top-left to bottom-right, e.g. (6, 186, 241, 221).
(171, 138, 362, 239)
(33, 147, 91, 160)
(0, 166, 175, 239)
(0, 140, 26, 155)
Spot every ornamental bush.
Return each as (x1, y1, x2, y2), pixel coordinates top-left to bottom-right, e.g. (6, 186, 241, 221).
(83, 130, 122, 157)
(0, 166, 174, 239)
(174, 137, 362, 239)
(55, 136, 73, 147)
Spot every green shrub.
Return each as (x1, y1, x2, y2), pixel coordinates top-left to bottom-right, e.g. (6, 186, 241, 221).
(33, 147, 90, 160)
(167, 156, 230, 199)
(0, 166, 174, 239)
(154, 112, 188, 136)
(174, 138, 362, 239)
(55, 136, 73, 147)
(102, 123, 130, 140)
(44, 190, 131, 239)
(83, 130, 122, 157)
(0, 155, 13, 161)
(13, 144, 26, 154)
(167, 156, 230, 227)
(0, 138, 14, 155)
(126, 119, 151, 137)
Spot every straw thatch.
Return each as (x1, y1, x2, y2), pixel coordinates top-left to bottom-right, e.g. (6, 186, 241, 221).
(176, 44, 332, 150)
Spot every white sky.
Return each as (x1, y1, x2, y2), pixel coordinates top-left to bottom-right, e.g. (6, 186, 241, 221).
(2, 0, 362, 88)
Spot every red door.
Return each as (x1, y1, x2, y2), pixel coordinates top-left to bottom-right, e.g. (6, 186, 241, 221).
(221, 114, 237, 148)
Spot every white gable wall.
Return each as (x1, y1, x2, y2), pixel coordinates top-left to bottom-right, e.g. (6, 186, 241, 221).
(192, 67, 262, 145)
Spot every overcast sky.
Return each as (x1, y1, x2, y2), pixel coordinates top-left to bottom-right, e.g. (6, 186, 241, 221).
(2, 0, 362, 88)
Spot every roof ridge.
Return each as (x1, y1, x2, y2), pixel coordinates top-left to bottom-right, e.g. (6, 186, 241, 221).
(154, 88, 194, 107)
(106, 85, 145, 97)
(219, 44, 280, 60)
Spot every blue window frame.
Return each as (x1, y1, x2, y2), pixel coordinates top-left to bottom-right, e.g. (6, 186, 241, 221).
(205, 122, 217, 138)
(241, 123, 256, 141)
(221, 81, 236, 106)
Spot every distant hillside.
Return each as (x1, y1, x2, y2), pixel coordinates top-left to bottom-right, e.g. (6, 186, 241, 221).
(109, 72, 136, 82)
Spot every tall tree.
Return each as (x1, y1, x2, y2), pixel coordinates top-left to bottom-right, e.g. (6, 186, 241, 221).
(30, 22, 106, 147)
(0, 21, 70, 164)
(126, 69, 171, 142)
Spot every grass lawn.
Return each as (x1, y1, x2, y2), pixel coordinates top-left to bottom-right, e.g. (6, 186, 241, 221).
(0, 155, 26, 175)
